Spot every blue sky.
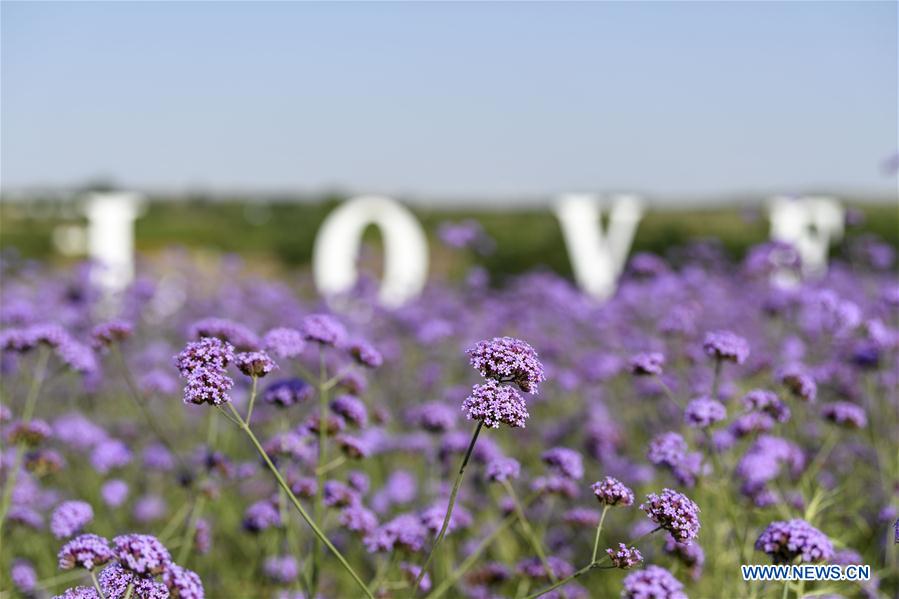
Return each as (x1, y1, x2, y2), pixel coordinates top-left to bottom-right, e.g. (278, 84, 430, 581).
(2, 1, 896, 201)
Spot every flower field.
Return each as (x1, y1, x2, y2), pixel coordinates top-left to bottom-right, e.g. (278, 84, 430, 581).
(0, 235, 897, 599)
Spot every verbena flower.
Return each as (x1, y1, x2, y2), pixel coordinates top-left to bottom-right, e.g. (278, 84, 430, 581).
(98, 562, 169, 599)
(485, 456, 521, 483)
(592, 477, 635, 506)
(400, 562, 432, 593)
(301, 314, 346, 346)
(339, 505, 378, 534)
(742, 389, 790, 423)
(406, 401, 457, 433)
(183, 366, 234, 406)
(263, 555, 299, 584)
(234, 351, 278, 378)
(111, 534, 171, 576)
(541, 447, 584, 480)
(162, 564, 205, 599)
(11, 559, 37, 594)
(683, 397, 727, 428)
(663, 534, 705, 581)
(188, 318, 259, 351)
(173, 337, 235, 377)
(51, 501, 93, 539)
(778, 365, 817, 402)
(89, 320, 134, 349)
(58, 533, 113, 570)
(607, 543, 643, 569)
(821, 402, 867, 428)
(755, 519, 834, 563)
(53, 586, 101, 599)
(647, 432, 687, 467)
(346, 338, 383, 368)
(330, 395, 368, 427)
(91, 439, 133, 474)
(462, 379, 529, 429)
(262, 327, 306, 359)
(262, 378, 314, 407)
(466, 336, 546, 393)
(7, 419, 52, 446)
(640, 489, 701, 543)
(703, 330, 750, 364)
(629, 352, 665, 376)
(621, 565, 686, 599)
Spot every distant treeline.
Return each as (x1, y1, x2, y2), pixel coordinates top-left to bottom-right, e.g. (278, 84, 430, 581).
(1, 198, 896, 280)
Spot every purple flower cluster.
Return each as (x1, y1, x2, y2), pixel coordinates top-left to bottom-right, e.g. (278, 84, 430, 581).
(263, 327, 306, 359)
(621, 565, 686, 599)
(234, 350, 278, 378)
(592, 477, 635, 507)
(629, 352, 665, 376)
(821, 401, 867, 428)
(466, 336, 546, 393)
(703, 330, 750, 364)
(755, 519, 834, 563)
(262, 378, 315, 407)
(640, 489, 701, 543)
(542, 447, 584, 480)
(174, 337, 235, 406)
(58, 533, 114, 570)
(683, 397, 726, 428)
(50, 501, 93, 539)
(301, 313, 346, 346)
(462, 379, 530, 429)
(607, 543, 644, 569)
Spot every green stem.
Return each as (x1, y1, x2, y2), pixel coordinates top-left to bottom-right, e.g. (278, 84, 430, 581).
(502, 480, 557, 585)
(591, 506, 610, 563)
(223, 402, 373, 599)
(524, 526, 662, 599)
(177, 495, 206, 564)
(90, 569, 107, 599)
(411, 420, 484, 595)
(123, 583, 133, 599)
(426, 494, 538, 599)
(245, 376, 258, 424)
(312, 349, 329, 597)
(0, 347, 50, 532)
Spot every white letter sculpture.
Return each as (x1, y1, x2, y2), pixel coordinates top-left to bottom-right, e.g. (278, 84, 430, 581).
(313, 195, 429, 308)
(554, 194, 644, 301)
(769, 196, 843, 279)
(84, 192, 143, 294)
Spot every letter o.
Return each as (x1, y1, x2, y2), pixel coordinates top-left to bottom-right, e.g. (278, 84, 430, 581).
(312, 196, 429, 308)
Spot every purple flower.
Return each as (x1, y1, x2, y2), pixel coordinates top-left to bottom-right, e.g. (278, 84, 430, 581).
(11, 559, 36, 594)
(243, 500, 282, 532)
(779, 365, 817, 402)
(663, 535, 705, 581)
(323, 480, 360, 508)
(742, 389, 790, 423)
(406, 401, 457, 433)
(330, 395, 368, 427)
(182, 366, 234, 406)
(162, 564, 205, 599)
(364, 513, 428, 553)
(90, 439, 132, 474)
(821, 402, 867, 428)
(143, 443, 175, 471)
(188, 317, 259, 351)
(647, 432, 687, 467)
(133, 495, 167, 523)
(339, 505, 378, 534)
(462, 379, 529, 429)
(607, 543, 643, 569)
(51, 501, 93, 539)
(263, 555, 299, 584)
(542, 447, 584, 480)
(640, 489, 701, 543)
(263, 327, 306, 359)
(755, 519, 834, 563)
(485, 457, 521, 483)
(234, 351, 278, 378)
(100, 478, 128, 507)
(54, 587, 101, 599)
(111, 534, 171, 576)
(98, 562, 169, 599)
(346, 338, 383, 368)
(703, 330, 749, 364)
(592, 477, 635, 507)
(467, 336, 545, 393)
(683, 397, 727, 428)
(262, 378, 314, 407)
(530, 475, 579, 498)
(89, 320, 133, 349)
(629, 352, 665, 376)
(564, 507, 600, 527)
(301, 314, 346, 346)
(173, 337, 235, 377)
(621, 565, 686, 599)
(58, 533, 114, 570)
(400, 562, 432, 593)
(421, 502, 472, 536)
(6, 419, 52, 446)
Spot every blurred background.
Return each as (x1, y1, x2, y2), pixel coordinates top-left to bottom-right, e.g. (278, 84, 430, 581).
(1, 1, 897, 280)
